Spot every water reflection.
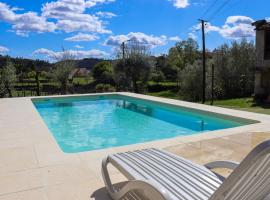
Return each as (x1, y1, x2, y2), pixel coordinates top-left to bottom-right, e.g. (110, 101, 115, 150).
(117, 100, 211, 132)
(201, 120, 205, 131)
(117, 100, 154, 116)
(55, 102, 74, 107)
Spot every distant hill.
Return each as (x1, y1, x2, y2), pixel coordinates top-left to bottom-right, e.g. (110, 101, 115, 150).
(74, 58, 106, 70)
(0, 55, 52, 72)
(0, 55, 106, 72)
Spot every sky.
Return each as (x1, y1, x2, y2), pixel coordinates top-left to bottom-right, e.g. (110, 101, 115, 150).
(0, 0, 269, 61)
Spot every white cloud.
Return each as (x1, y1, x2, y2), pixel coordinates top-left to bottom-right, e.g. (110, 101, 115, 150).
(0, 2, 57, 36)
(57, 19, 111, 33)
(96, 11, 116, 18)
(188, 16, 255, 40)
(225, 16, 254, 25)
(169, 36, 181, 42)
(208, 16, 255, 39)
(219, 16, 255, 39)
(105, 32, 167, 48)
(65, 33, 99, 41)
(169, 0, 189, 8)
(0, 45, 9, 54)
(85, 0, 115, 8)
(33, 48, 108, 60)
(188, 32, 197, 40)
(74, 45, 84, 49)
(0, 0, 115, 36)
(11, 7, 24, 12)
(42, 0, 112, 34)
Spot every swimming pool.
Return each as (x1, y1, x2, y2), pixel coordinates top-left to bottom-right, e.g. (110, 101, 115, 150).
(32, 94, 255, 153)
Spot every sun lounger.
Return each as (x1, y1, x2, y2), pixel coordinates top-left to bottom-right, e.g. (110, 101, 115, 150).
(102, 140, 270, 200)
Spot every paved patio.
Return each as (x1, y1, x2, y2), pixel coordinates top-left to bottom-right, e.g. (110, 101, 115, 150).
(1, 94, 270, 200)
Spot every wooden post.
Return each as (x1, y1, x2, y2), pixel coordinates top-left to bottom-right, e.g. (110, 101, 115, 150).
(211, 64, 214, 105)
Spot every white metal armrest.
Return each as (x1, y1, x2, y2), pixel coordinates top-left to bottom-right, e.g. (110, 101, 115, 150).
(205, 161, 239, 170)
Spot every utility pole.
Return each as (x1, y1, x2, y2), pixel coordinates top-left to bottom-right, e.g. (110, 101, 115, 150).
(121, 42, 125, 59)
(199, 19, 207, 104)
(121, 39, 131, 60)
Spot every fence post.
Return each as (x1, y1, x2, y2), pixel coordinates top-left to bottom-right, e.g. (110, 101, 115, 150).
(211, 64, 214, 105)
(35, 71, 41, 96)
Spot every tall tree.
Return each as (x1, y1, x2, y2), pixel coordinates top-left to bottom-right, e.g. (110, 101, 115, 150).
(167, 38, 199, 85)
(168, 38, 199, 69)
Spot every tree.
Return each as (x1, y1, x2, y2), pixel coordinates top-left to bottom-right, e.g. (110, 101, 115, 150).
(0, 61, 17, 97)
(168, 38, 199, 69)
(51, 50, 75, 94)
(113, 59, 132, 91)
(155, 55, 177, 81)
(92, 61, 114, 84)
(114, 41, 153, 93)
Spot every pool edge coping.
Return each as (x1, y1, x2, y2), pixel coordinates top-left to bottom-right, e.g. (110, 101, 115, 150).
(4, 92, 270, 155)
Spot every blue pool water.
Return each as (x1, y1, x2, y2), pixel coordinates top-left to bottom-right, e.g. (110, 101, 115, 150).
(33, 95, 253, 153)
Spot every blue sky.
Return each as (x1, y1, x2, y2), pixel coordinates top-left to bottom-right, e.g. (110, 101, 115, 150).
(0, 0, 269, 61)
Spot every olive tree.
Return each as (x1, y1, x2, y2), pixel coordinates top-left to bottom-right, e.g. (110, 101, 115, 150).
(51, 50, 75, 94)
(0, 60, 17, 97)
(114, 41, 153, 93)
(213, 39, 255, 98)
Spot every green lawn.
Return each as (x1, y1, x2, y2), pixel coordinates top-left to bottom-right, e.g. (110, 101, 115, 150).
(206, 98, 270, 115)
(147, 91, 270, 115)
(73, 77, 93, 85)
(147, 90, 180, 100)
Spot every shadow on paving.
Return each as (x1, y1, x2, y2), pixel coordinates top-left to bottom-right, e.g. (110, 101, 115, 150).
(91, 182, 129, 200)
(91, 187, 112, 200)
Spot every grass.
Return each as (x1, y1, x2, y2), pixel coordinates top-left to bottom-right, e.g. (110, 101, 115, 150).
(206, 98, 270, 115)
(73, 77, 93, 85)
(148, 81, 177, 87)
(147, 91, 270, 115)
(147, 90, 180, 100)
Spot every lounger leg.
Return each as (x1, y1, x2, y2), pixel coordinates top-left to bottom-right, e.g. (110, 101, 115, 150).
(101, 157, 116, 197)
(101, 157, 170, 200)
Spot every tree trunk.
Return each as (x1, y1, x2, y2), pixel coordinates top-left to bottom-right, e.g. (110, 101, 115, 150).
(132, 78, 138, 93)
